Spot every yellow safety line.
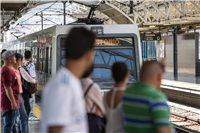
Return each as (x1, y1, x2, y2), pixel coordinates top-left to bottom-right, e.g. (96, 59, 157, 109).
(34, 104, 42, 120)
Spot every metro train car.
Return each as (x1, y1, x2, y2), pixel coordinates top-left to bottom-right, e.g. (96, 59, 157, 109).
(3, 24, 142, 95)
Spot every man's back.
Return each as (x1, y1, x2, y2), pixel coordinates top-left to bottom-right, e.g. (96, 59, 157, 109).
(22, 61, 35, 78)
(40, 68, 88, 132)
(122, 82, 174, 133)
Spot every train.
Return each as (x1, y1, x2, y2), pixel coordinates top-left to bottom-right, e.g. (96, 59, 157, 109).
(3, 24, 142, 95)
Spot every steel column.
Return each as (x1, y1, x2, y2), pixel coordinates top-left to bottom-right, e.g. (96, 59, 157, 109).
(173, 26, 178, 77)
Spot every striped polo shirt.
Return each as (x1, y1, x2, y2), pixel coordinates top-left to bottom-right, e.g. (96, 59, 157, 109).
(122, 82, 175, 133)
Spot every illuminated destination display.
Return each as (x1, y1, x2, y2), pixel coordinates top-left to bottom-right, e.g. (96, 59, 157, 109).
(95, 39, 120, 46)
(61, 37, 133, 47)
(94, 38, 133, 46)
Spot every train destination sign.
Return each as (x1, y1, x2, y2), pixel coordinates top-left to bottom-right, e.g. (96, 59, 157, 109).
(140, 33, 161, 41)
(95, 38, 132, 46)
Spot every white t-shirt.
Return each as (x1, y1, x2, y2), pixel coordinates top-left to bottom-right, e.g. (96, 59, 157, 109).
(40, 68, 88, 133)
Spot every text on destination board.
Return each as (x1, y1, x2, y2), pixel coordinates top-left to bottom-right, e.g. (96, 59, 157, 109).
(95, 39, 120, 46)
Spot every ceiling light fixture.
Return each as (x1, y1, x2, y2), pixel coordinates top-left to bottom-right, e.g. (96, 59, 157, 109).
(180, 19, 188, 22)
(163, 22, 170, 25)
(150, 25, 156, 28)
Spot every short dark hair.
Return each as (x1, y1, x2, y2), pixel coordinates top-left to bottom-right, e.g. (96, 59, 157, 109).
(24, 50, 32, 59)
(82, 64, 94, 78)
(1, 49, 6, 54)
(65, 27, 95, 60)
(112, 62, 128, 83)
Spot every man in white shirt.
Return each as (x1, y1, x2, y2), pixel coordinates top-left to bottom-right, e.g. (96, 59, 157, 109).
(22, 50, 39, 121)
(40, 27, 96, 133)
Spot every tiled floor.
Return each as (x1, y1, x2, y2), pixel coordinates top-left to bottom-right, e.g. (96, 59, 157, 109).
(1, 117, 40, 133)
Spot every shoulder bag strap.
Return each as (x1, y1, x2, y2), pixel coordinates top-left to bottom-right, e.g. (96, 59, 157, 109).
(84, 83, 94, 97)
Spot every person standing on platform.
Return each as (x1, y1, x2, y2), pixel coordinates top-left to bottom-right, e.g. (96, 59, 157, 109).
(1, 49, 7, 66)
(22, 50, 39, 121)
(13, 53, 29, 133)
(1, 51, 20, 133)
(40, 27, 95, 133)
(81, 64, 105, 133)
(103, 62, 129, 133)
(122, 60, 176, 133)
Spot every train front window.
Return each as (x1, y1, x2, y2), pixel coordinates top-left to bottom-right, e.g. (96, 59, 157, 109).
(60, 37, 136, 81)
(91, 48, 136, 80)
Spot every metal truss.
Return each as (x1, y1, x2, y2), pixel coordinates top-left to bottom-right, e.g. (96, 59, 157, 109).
(107, 1, 200, 25)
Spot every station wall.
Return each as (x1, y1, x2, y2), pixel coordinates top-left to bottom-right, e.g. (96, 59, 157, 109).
(162, 33, 199, 76)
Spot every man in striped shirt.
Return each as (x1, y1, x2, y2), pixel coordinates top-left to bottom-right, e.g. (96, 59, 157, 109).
(122, 60, 176, 133)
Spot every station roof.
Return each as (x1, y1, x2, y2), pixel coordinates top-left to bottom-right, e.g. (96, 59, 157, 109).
(1, 0, 200, 41)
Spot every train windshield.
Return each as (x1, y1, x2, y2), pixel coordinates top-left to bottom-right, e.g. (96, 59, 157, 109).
(61, 37, 136, 82)
(91, 48, 136, 81)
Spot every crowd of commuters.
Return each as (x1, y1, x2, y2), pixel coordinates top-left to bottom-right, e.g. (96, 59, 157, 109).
(40, 27, 175, 133)
(0, 27, 174, 133)
(1, 50, 38, 133)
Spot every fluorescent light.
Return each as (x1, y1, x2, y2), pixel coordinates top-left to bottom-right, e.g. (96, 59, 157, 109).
(150, 25, 156, 28)
(163, 22, 170, 25)
(73, 0, 100, 5)
(180, 19, 188, 22)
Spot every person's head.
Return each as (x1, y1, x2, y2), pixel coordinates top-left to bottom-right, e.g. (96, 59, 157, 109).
(24, 50, 32, 61)
(112, 62, 129, 84)
(2, 51, 16, 66)
(15, 53, 23, 67)
(140, 60, 165, 90)
(65, 27, 96, 75)
(82, 64, 94, 78)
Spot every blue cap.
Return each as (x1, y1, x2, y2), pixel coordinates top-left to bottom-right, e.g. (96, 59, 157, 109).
(15, 53, 23, 60)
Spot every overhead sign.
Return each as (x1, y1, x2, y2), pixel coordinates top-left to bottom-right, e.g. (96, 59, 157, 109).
(140, 33, 161, 41)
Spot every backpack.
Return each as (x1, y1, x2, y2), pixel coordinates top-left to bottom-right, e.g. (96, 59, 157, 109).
(20, 62, 37, 94)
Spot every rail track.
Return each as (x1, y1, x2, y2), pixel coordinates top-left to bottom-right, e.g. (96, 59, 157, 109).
(169, 104, 200, 133)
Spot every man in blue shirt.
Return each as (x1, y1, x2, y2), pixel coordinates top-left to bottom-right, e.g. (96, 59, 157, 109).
(22, 50, 39, 121)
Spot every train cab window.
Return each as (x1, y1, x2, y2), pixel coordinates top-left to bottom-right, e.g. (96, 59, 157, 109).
(59, 36, 137, 81)
(91, 48, 135, 79)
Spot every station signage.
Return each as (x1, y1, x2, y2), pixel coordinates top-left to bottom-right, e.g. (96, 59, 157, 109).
(140, 33, 161, 41)
(95, 39, 120, 46)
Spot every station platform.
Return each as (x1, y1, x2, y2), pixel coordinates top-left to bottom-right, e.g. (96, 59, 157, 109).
(1, 97, 41, 133)
(164, 71, 200, 84)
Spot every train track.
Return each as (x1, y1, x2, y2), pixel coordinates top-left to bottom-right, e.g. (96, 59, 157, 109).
(169, 105, 200, 133)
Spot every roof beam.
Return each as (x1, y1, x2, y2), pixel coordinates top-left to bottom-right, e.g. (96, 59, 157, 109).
(147, 1, 166, 18)
(168, 1, 182, 15)
(129, 10, 145, 23)
(139, 4, 158, 20)
(190, 1, 200, 12)
(1, 0, 27, 3)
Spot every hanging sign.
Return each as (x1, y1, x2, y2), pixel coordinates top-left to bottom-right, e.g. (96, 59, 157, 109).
(140, 33, 161, 41)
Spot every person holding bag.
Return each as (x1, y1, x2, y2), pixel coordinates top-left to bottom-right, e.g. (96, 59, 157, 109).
(16, 54, 38, 119)
(81, 64, 105, 133)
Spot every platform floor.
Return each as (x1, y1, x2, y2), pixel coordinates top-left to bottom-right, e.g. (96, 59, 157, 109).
(1, 117, 40, 133)
(164, 71, 200, 84)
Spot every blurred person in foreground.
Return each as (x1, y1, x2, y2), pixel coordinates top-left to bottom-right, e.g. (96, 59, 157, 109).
(103, 62, 129, 133)
(1, 49, 7, 66)
(22, 50, 39, 121)
(1, 51, 20, 133)
(40, 27, 95, 133)
(81, 64, 105, 133)
(122, 60, 176, 133)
